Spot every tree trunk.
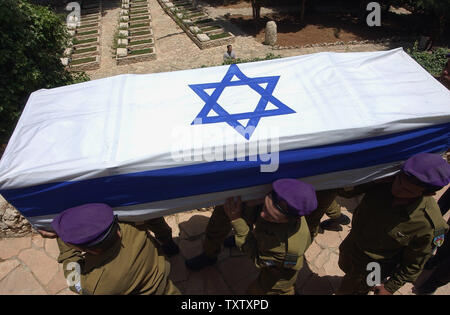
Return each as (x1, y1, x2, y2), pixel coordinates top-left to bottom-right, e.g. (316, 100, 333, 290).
(252, 0, 261, 20)
(193, 0, 198, 9)
(300, 0, 306, 24)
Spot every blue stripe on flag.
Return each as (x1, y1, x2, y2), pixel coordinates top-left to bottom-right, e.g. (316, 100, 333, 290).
(1, 123, 449, 217)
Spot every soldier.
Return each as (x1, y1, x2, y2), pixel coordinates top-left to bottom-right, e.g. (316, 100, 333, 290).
(305, 189, 350, 239)
(186, 178, 317, 295)
(415, 187, 450, 294)
(140, 217, 180, 256)
(337, 153, 450, 295)
(39, 203, 180, 295)
(438, 53, 450, 89)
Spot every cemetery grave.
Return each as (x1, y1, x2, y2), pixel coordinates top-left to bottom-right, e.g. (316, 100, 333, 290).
(64, 0, 102, 71)
(157, 0, 235, 49)
(115, 0, 156, 65)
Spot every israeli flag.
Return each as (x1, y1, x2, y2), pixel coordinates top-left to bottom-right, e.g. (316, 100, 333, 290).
(0, 48, 449, 229)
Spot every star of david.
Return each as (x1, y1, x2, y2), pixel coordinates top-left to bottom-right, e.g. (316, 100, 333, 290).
(189, 64, 296, 140)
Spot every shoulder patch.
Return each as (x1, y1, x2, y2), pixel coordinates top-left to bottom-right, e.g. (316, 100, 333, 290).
(433, 234, 445, 248)
(74, 281, 82, 293)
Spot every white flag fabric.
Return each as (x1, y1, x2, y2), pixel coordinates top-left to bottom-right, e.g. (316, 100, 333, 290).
(0, 48, 449, 229)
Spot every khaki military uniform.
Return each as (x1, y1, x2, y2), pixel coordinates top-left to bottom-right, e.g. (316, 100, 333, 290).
(57, 221, 180, 295)
(305, 189, 342, 239)
(137, 217, 173, 245)
(204, 204, 311, 295)
(337, 183, 449, 294)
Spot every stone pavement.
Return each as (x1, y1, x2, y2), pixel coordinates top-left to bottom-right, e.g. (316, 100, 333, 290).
(1, 188, 449, 295)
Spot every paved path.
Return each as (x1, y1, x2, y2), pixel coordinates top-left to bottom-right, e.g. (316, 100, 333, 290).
(86, 0, 397, 80)
(1, 188, 449, 295)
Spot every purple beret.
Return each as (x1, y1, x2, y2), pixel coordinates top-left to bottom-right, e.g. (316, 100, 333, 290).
(273, 179, 317, 217)
(51, 203, 114, 245)
(402, 153, 450, 188)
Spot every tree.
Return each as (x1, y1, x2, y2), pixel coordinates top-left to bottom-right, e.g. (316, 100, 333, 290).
(300, 0, 306, 23)
(0, 0, 89, 143)
(385, 0, 450, 41)
(404, 0, 449, 41)
(250, 0, 308, 24)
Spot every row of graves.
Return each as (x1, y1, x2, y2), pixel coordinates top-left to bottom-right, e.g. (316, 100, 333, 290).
(115, 0, 157, 65)
(158, 0, 235, 49)
(61, 0, 235, 69)
(64, 0, 102, 71)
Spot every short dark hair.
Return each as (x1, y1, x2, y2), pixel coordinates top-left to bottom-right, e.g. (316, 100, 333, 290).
(402, 171, 441, 194)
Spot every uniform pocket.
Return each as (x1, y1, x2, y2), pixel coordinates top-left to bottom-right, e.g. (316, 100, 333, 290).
(387, 227, 410, 246)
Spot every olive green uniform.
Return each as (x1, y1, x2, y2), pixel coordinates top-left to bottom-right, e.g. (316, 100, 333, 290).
(204, 204, 311, 295)
(138, 217, 173, 244)
(305, 189, 342, 239)
(57, 221, 180, 295)
(337, 183, 449, 294)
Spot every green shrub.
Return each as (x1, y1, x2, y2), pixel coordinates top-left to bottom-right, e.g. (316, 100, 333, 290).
(78, 23, 97, 29)
(73, 37, 97, 45)
(195, 18, 213, 24)
(77, 29, 98, 36)
(73, 47, 97, 54)
(407, 42, 449, 76)
(200, 26, 221, 32)
(129, 48, 153, 55)
(129, 22, 150, 28)
(222, 53, 282, 65)
(130, 15, 149, 21)
(209, 32, 230, 40)
(130, 9, 147, 14)
(70, 57, 96, 65)
(131, 30, 150, 36)
(129, 39, 152, 46)
(0, 0, 90, 143)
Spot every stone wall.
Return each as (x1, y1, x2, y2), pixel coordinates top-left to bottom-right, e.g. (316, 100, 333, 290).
(0, 195, 32, 238)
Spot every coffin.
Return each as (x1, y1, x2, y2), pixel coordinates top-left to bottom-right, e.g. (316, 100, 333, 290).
(0, 48, 449, 229)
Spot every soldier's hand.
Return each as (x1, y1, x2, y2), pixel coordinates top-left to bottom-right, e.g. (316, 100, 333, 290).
(224, 196, 242, 221)
(373, 284, 392, 295)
